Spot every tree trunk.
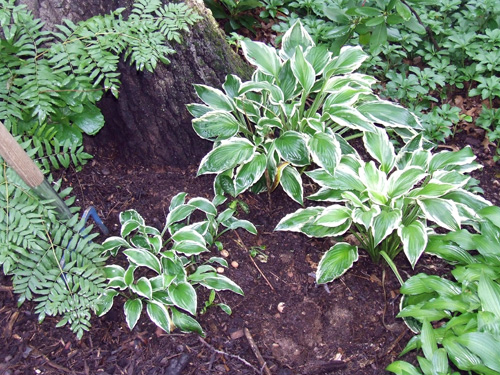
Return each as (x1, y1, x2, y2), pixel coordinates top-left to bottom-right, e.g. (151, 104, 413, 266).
(19, 0, 252, 167)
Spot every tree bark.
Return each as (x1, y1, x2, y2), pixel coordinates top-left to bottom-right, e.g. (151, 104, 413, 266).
(19, 0, 252, 167)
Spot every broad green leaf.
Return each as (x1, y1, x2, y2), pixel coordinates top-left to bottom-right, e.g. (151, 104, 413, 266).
(192, 111, 240, 140)
(166, 204, 196, 227)
(326, 106, 376, 132)
(479, 206, 500, 228)
(324, 45, 367, 77)
(442, 337, 482, 371)
(429, 147, 476, 173)
(169, 281, 197, 315)
(132, 277, 153, 299)
(124, 299, 143, 330)
(400, 273, 461, 296)
(275, 131, 310, 166)
(95, 290, 118, 316)
(226, 218, 258, 235)
(171, 307, 204, 335)
(169, 192, 187, 211)
(324, 87, 367, 108)
(198, 275, 244, 295)
(280, 165, 303, 205)
(70, 103, 105, 135)
(280, 20, 315, 60)
(421, 320, 438, 360)
(372, 209, 402, 246)
(370, 23, 388, 53)
(418, 198, 460, 231)
(357, 100, 422, 130)
(241, 39, 281, 77)
(103, 265, 126, 279)
(123, 249, 161, 274)
(410, 182, 457, 198)
(198, 138, 256, 175)
(363, 127, 396, 173)
(223, 74, 242, 98)
(352, 206, 380, 229)
(316, 243, 359, 284)
(443, 189, 491, 212)
(396, 0, 412, 20)
(172, 227, 206, 245)
(186, 103, 212, 118)
(386, 360, 423, 375)
(187, 197, 217, 216)
(308, 187, 345, 202)
(301, 219, 351, 238)
(307, 132, 341, 175)
(387, 167, 427, 199)
(278, 59, 298, 101)
(456, 332, 500, 372)
(146, 301, 172, 333)
(478, 274, 500, 319)
(305, 45, 331, 75)
(235, 153, 267, 195)
(315, 205, 352, 227)
(275, 207, 324, 232)
(291, 46, 315, 93)
(173, 240, 208, 255)
(194, 84, 233, 111)
(398, 221, 428, 268)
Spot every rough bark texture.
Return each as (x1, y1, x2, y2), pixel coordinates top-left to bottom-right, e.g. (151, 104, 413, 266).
(19, 0, 252, 167)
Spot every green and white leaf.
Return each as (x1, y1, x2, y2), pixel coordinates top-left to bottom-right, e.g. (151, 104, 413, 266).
(241, 40, 281, 77)
(280, 20, 315, 60)
(124, 298, 143, 330)
(417, 198, 461, 231)
(398, 221, 428, 268)
(193, 84, 233, 112)
(280, 165, 303, 205)
(192, 111, 240, 140)
(146, 301, 172, 333)
(168, 281, 197, 315)
(372, 209, 402, 246)
(123, 249, 162, 274)
(198, 138, 256, 175)
(307, 132, 341, 176)
(316, 243, 359, 284)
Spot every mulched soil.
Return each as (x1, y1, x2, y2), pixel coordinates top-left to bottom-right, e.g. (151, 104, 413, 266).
(1, 120, 499, 375)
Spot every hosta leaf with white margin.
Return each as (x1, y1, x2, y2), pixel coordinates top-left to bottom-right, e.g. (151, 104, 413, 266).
(324, 46, 367, 77)
(192, 111, 240, 140)
(316, 243, 359, 284)
(307, 132, 341, 176)
(198, 138, 255, 175)
(124, 298, 143, 330)
(307, 164, 365, 192)
(187, 197, 217, 216)
(372, 209, 402, 246)
(241, 39, 281, 77)
(315, 205, 352, 227)
(123, 248, 162, 274)
(409, 181, 458, 199)
(95, 290, 118, 316)
(455, 332, 500, 373)
(197, 274, 244, 295)
(223, 74, 242, 99)
(428, 146, 477, 173)
(171, 307, 204, 335)
(363, 126, 396, 173)
(275, 207, 325, 232)
(352, 206, 381, 230)
(238, 81, 284, 104)
(478, 273, 500, 319)
(324, 86, 370, 108)
(398, 221, 428, 268)
(417, 198, 461, 231)
(102, 237, 130, 255)
(357, 100, 422, 130)
(279, 20, 315, 61)
(131, 276, 153, 299)
(171, 227, 206, 245)
(280, 165, 303, 205)
(324, 106, 376, 133)
(387, 167, 427, 199)
(305, 45, 331, 75)
(359, 161, 388, 205)
(234, 153, 267, 195)
(301, 219, 351, 238)
(146, 301, 172, 333)
(168, 281, 197, 315)
(274, 131, 310, 166)
(193, 84, 233, 112)
(291, 46, 315, 94)
(278, 59, 298, 101)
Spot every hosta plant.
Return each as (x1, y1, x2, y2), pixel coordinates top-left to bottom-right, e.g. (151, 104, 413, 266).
(389, 206, 500, 375)
(96, 193, 256, 335)
(188, 21, 421, 204)
(276, 130, 490, 284)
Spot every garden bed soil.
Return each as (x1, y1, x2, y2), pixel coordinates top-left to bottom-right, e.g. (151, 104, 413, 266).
(1, 127, 499, 375)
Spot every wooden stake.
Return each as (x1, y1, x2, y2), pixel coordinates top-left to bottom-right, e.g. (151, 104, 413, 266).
(244, 328, 272, 375)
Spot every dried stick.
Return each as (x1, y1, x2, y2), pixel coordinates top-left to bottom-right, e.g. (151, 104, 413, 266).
(244, 328, 272, 375)
(234, 231, 275, 291)
(198, 337, 262, 374)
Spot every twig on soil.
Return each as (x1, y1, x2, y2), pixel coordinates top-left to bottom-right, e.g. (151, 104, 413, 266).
(376, 329, 408, 360)
(198, 337, 263, 374)
(28, 345, 72, 373)
(234, 231, 275, 291)
(244, 328, 272, 375)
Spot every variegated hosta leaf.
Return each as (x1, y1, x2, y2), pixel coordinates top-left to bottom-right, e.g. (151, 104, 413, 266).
(146, 301, 172, 333)
(417, 198, 461, 231)
(280, 20, 315, 61)
(387, 167, 427, 199)
(193, 84, 233, 112)
(168, 281, 197, 315)
(363, 126, 396, 173)
(238, 81, 284, 104)
(409, 182, 457, 199)
(324, 86, 368, 108)
(324, 45, 367, 77)
(372, 209, 402, 246)
(192, 111, 240, 140)
(291, 46, 315, 94)
(316, 243, 359, 284)
(241, 39, 281, 77)
(315, 205, 352, 227)
(352, 206, 380, 230)
(305, 45, 331, 75)
(325, 106, 376, 133)
(307, 132, 341, 176)
(198, 138, 256, 175)
(308, 187, 345, 202)
(398, 221, 428, 268)
(357, 100, 422, 130)
(223, 74, 242, 99)
(307, 165, 365, 191)
(275, 207, 324, 232)
(280, 165, 303, 205)
(359, 161, 388, 205)
(234, 153, 267, 195)
(274, 131, 310, 166)
(124, 298, 143, 330)
(429, 146, 477, 173)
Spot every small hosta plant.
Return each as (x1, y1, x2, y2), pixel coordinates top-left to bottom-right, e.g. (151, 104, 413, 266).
(276, 130, 491, 284)
(96, 193, 256, 335)
(389, 206, 500, 375)
(188, 21, 421, 204)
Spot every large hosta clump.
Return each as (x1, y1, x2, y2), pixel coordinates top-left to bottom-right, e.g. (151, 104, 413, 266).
(189, 21, 421, 204)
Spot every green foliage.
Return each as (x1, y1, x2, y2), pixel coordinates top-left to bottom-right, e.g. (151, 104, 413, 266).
(189, 21, 421, 204)
(97, 193, 256, 334)
(275, 132, 490, 283)
(204, 0, 263, 33)
(0, 151, 107, 339)
(390, 207, 500, 375)
(0, 0, 201, 146)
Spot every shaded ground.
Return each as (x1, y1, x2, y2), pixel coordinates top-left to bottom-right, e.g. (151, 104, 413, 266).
(1, 123, 499, 375)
